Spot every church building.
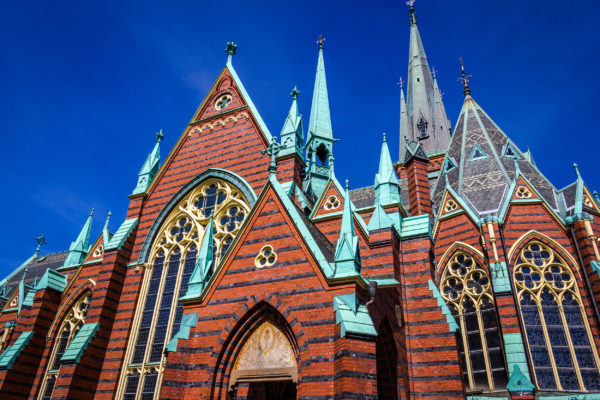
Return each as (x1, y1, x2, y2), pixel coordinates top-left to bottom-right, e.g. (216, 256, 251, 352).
(2, 4, 600, 399)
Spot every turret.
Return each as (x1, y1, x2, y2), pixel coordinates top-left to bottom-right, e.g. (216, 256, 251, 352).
(334, 180, 361, 276)
(374, 133, 401, 205)
(62, 209, 94, 268)
(131, 131, 163, 195)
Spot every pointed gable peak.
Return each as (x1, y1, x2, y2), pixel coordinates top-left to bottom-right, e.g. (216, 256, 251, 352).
(335, 180, 361, 276)
(280, 86, 304, 157)
(132, 131, 163, 195)
(377, 133, 395, 181)
(308, 40, 333, 143)
(375, 133, 401, 205)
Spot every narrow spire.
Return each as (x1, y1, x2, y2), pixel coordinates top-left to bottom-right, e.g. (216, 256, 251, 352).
(18, 268, 27, 315)
(457, 57, 472, 97)
(102, 211, 112, 246)
(183, 213, 215, 299)
(334, 180, 361, 276)
(226, 41, 237, 65)
(63, 209, 94, 268)
(34, 234, 47, 257)
(132, 131, 163, 195)
(279, 86, 304, 158)
(399, 77, 410, 161)
(432, 68, 452, 139)
(375, 133, 401, 205)
(308, 35, 333, 142)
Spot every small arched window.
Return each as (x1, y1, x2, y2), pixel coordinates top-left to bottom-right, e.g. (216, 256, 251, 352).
(440, 252, 507, 391)
(514, 241, 600, 391)
(38, 293, 91, 400)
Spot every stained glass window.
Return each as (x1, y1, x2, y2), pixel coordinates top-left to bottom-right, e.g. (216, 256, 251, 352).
(514, 241, 600, 391)
(37, 293, 91, 400)
(118, 178, 250, 399)
(440, 252, 507, 391)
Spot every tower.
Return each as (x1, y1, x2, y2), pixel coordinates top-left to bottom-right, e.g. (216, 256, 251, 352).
(399, 4, 451, 161)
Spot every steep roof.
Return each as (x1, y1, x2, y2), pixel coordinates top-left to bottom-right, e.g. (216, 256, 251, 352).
(432, 95, 559, 217)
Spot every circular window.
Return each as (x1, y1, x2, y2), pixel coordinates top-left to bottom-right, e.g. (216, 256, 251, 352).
(215, 94, 232, 111)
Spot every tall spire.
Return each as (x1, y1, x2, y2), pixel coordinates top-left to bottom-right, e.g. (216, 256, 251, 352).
(334, 180, 361, 276)
(375, 133, 401, 205)
(305, 36, 338, 199)
(279, 86, 304, 158)
(132, 130, 163, 195)
(183, 213, 215, 299)
(399, 78, 411, 161)
(432, 67, 452, 141)
(402, 2, 451, 157)
(63, 209, 94, 268)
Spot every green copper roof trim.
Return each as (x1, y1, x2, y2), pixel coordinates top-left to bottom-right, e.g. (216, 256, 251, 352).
(333, 294, 376, 338)
(468, 143, 490, 161)
(60, 322, 99, 363)
(226, 60, 273, 142)
(427, 280, 458, 332)
(434, 185, 480, 228)
(270, 175, 335, 278)
(467, 396, 508, 400)
(307, 46, 333, 143)
(574, 163, 585, 215)
(181, 214, 215, 301)
(401, 214, 431, 240)
(334, 182, 361, 277)
(590, 261, 600, 278)
(36, 269, 67, 293)
(138, 168, 257, 264)
(503, 332, 533, 391)
(132, 133, 162, 195)
(166, 312, 198, 353)
(536, 394, 600, 399)
(102, 212, 112, 246)
(490, 262, 511, 294)
(367, 201, 395, 232)
(0, 330, 33, 369)
(22, 289, 34, 307)
(63, 209, 94, 268)
(506, 364, 535, 392)
(457, 104, 469, 194)
(105, 218, 138, 251)
(369, 278, 400, 287)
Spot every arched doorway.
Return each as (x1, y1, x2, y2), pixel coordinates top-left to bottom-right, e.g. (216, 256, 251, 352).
(229, 321, 297, 400)
(376, 319, 398, 399)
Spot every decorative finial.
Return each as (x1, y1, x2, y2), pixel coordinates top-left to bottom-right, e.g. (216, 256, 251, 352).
(90, 208, 95, 217)
(574, 162, 581, 179)
(398, 77, 404, 89)
(317, 35, 326, 49)
(406, 0, 417, 24)
(261, 136, 287, 175)
(34, 234, 47, 256)
(345, 179, 349, 190)
(382, 132, 387, 142)
(226, 41, 237, 56)
(290, 86, 300, 100)
(432, 66, 437, 79)
(457, 57, 472, 97)
(156, 129, 164, 142)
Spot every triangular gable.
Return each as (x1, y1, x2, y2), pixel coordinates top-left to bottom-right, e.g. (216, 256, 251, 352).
(502, 142, 521, 159)
(143, 61, 273, 197)
(582, 186, 600, 213)
(439, 191, 462, 216)
(2, 289, 18, 312)
(433, 186, 480, 238)
(511, 176, 541, 201)
(192, 176, 367, 304)
(82, 234, 105, 264)
(444, 157, 457, 173)
(311, 179, 344, 218)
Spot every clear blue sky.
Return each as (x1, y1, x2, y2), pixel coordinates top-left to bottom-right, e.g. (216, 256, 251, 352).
(1, 1, 599, 277)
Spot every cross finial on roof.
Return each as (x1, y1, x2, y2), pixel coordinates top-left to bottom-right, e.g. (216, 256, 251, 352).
(398, 77, 403, 89)
(34, 234, 47, 256)
(226, 41, 237, 56)
(262, 136, 287, 175)
(406, 0, 417, 24)
(290, 86, 300, 100)
(457, 57, 472, 97)
(432, 66, 438, 78)
(156, 129, 164, 142)
(317, 35, 326, 49)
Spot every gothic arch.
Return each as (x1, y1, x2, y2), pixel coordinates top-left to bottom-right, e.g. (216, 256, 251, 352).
(508, 231, 582, 280)
(210, 296, 302, 400)
(46, 280, 95, 341)
(138, 168, 257, 263)
(436, 241, 487, 282)
(376, 318, 398, 400)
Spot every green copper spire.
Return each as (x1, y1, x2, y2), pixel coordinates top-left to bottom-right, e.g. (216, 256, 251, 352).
(17, 268, 27, 315)
(132, 130, 163, 195)
(305, 37, 338, 199)
(374, 133, 401, 205)
(334, 180, 361, 276)
(279, 86, 304, 158)
(399, 78, 410, 161)
(182, 213, 215, 299)
(574, 162, 585, 215)
(63, 209, 94, 268)
(102, 212, 112, 246)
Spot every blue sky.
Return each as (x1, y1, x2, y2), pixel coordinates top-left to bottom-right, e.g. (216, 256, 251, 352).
(1, 1, 599, 277)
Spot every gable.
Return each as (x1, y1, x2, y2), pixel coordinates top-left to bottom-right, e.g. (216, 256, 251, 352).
(312, 180, 344, 218)
(582, 186, 600, 213)
(511, 176, 541, 201)
(200, 184, 340, 304)
(82, 234, 105, 264)
(192, 72, 246, 122)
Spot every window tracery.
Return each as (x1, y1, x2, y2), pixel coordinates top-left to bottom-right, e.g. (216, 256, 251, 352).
(324, 195, 340, 210)
(118, 178, 250, 399)
(440, 252, 506, 391)
(38, 293, 91, 400)
(514, 241, 600, 391)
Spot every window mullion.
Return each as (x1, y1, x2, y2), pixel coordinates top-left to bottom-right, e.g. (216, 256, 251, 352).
(459, 312, 475, 390)
(557, 303, 585, 390)
(537, 302, 562, 390)
(475, 304, 494, 391)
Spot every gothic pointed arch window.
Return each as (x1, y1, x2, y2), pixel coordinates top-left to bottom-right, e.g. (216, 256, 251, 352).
(440, 252, 507, 391)
(513, 241, 600, 391)
(117, 178, 250, 400)
(37, 292, 92, 400)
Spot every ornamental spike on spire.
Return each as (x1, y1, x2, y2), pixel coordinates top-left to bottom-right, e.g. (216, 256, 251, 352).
(132, 130, 163, 195)
(63, 209, 94, 268)
(457, 57, 472, 97)
(308, 35, 333, 142)
(375, 133, 401, 205)
(279, 86, 304, 158)
(399, 77, 411, 161)
(226, 41, 237, 65)
(334, 180, 361, 276)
